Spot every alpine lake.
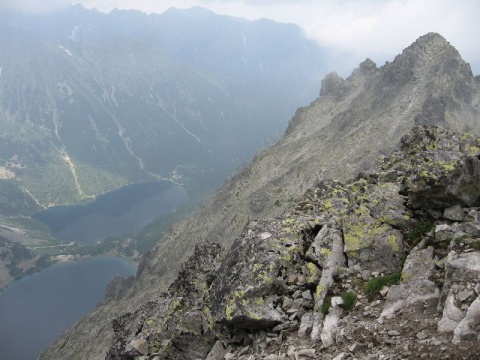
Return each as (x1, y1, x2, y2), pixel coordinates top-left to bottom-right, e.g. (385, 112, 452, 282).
(0, 180, 188, 360)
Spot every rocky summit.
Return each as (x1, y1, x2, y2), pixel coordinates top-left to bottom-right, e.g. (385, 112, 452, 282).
(41, 33, 480, 359)
(103, 125, 480, 360)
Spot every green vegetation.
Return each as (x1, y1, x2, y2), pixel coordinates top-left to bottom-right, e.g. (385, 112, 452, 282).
(320, 297, 332, 315)
(0, 181, 42, 216)
(34, 255, 54, 269)
(364, 272, 401, 300)
(405, 220, 434, 247)
(340, 291, 357, 311)
(0, 234, 36, 277)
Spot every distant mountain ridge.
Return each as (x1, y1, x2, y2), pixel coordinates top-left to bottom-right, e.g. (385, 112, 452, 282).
(40, 32, 480, 359)
(0, 5, 325, 210)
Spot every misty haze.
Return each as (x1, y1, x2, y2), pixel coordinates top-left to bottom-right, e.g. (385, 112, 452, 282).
(1, 1, 480, 360)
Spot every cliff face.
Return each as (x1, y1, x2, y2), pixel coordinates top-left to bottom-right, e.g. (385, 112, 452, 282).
(41, 33, 480, 359)
(106, 125, 480, 359)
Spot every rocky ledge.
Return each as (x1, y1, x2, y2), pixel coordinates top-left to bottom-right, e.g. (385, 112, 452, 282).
(106, 125, 480, 359)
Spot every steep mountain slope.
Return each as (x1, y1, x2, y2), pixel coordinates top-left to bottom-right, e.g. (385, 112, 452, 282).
(106, 125, 480, 359)
(133, 33, 480, 296)
(41, 33, 480, 359)
(0, 5, 325, 208)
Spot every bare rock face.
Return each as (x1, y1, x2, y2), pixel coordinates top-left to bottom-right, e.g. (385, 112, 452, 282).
(319, 72, 347, 98)
(42, 33, 480, 360)
(379, 247, 439, 321)
(106, 242, 223, 360)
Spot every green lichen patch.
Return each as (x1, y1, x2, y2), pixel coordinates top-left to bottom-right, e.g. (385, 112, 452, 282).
(343, 202, 405, 274)
(305, 261, 321, 284)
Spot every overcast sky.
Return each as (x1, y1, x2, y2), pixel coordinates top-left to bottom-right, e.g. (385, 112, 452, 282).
(3, 0, 479, 75)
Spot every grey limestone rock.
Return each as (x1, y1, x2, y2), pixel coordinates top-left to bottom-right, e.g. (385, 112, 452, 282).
(298, 312, 314, 338)
(320, 72, 347, 98)
(453, 297, 480, 341)
(438, 288, 465, 333)
(321, 307, 342, 348)
(380, 247, 439, 320)
(437, 249, 480, 339)
(126, 339, 148, 356)
(206, 340, 227, 360)
(443, 204, 465, 221)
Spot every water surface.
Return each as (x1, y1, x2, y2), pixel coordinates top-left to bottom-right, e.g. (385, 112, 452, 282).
(0, 180, 184, 360)
(34, 180, 188, 244)
(0, 256, 136, 360)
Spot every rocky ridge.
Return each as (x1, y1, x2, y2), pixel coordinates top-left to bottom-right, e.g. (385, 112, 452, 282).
(41, 33, 480, 359)
(107, 125, 480, 359)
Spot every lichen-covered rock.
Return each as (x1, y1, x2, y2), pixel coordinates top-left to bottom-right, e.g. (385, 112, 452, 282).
(311, 224, 345, 311)
(385, 126, 480, 209)
(106, 125, 480, 359)
(106, 242, 223, 359)
(209, 219, 304, 329)
(343, 206, 404, 274)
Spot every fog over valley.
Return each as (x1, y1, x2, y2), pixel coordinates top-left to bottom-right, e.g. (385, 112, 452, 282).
(0, 1, 479, 360)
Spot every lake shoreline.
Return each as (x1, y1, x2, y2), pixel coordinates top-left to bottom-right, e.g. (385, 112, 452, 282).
(0, 252, 138, 292)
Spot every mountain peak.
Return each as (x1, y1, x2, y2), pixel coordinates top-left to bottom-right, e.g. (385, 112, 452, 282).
(412, 32, 448, 46)
(408, 32, 459, 56)
(393, 32, 462, 69)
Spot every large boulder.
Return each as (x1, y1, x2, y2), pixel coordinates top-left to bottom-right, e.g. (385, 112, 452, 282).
(106, 242, 223, 360)
(209, 219, 303, 329)
(385, 126, 480, 209)
(380, 247, 439, 320)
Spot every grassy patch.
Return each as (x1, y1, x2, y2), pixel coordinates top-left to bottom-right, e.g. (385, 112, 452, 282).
(364, 272, 401, 300)
(341, 291, 357, 311)
(320, 297, 331, 316)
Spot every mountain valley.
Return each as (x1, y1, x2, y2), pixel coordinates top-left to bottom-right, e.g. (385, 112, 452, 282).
(0, 5, 326, 286)
(40, 33, 480, 359)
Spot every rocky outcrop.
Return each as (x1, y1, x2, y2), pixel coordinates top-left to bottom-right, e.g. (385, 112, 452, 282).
(106, 125, 480, 359)
(106, 242, 223, 359)
(41, 33, 480, 359)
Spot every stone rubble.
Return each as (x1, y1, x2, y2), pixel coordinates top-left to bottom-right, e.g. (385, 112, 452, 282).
(107, 125, 480, 359)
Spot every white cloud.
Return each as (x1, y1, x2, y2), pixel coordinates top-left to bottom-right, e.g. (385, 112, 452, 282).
(0, 0, 70, 14)
(68, 0, 480, 74)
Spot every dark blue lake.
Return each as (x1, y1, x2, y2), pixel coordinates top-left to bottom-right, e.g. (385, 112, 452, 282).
(34, 180, 188, 244)
(0, 256, 136, 360)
